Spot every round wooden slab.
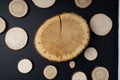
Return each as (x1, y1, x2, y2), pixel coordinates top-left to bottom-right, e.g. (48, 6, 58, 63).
(69, 61, 76, 69)
(17, 59, 33, 74)
(9, 0, 28, 18)
(34, 13, 90, 62)
(43, 65, 57, 79)
(72, 71, 87, 80)
(5, 27, 28, 50)
(32, 0, 56, 8)
(84, 47, 98, 61)
(90, 13, 113, 36)
(75, 0, 92, 8)
(0, 17, 6, 34)
(92, 67, 109, 80)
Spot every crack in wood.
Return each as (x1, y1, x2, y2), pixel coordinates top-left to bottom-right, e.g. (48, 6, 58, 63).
(58, 15, 62, 38)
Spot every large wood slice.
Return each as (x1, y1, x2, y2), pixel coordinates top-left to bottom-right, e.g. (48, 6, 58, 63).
(34, 13, 90, 62)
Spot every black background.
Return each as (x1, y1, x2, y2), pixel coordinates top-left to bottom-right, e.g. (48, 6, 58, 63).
(0, 0, 118, 80)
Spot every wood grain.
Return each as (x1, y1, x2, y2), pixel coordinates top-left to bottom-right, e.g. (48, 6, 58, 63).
(34, 13, 90, 62)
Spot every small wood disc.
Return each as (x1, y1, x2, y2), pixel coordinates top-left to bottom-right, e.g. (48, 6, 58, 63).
(9, 0, 28, 18)
(84, 47, 98, 61)
(69, 61, 76, 69)
(17, 59, 33, 74)
(75, 0, 92, 8)
(32, 0, 56, 8)
(34, 13, 90, 62)
(43, 65, 57, 79)
(90, 13, 113, 36)
(92, 67, 109, 80)
(72, 71, 87, 80)
(5, 27, 28, 50)
(0, 17, 6, 34)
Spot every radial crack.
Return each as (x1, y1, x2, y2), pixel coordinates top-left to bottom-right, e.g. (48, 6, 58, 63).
(58, 15, 62, 38)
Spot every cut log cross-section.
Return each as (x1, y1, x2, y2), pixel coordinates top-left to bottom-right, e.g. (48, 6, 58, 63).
(34, 13, 90, 62)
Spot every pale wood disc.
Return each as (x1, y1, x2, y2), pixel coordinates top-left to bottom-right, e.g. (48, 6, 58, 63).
(9, 0, 28, 18)
(75, 0, 92, 8)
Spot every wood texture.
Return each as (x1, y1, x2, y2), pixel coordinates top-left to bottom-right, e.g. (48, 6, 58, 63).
(34, 13, 90, 62)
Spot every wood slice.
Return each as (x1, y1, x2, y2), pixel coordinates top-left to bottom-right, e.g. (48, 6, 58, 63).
(34, 13, 90, 62)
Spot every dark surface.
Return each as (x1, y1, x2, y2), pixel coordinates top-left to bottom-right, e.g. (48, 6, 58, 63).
(0, 0, 118, 80)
